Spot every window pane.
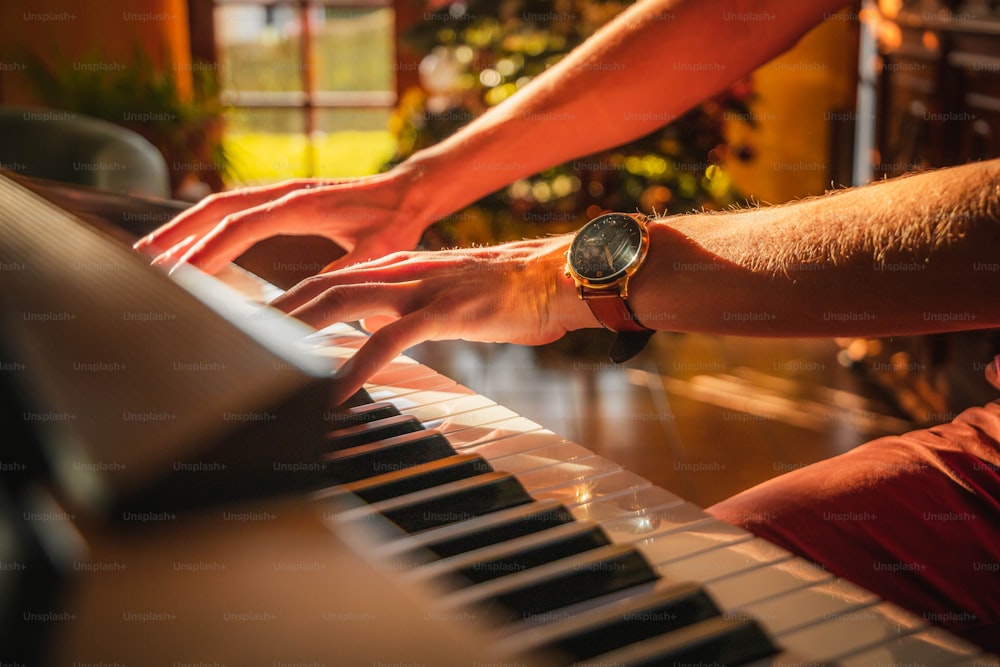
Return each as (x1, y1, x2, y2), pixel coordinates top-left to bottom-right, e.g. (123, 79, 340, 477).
(312, 108, 396, 177)
(311, 7, 394, 92)
(216, 4, 305, 94)
(223, 108, 310, 185)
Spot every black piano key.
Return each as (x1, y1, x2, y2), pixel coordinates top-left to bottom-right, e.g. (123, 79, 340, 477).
(406, 500, 578, 559)
(529, 582, 722, 662)
(337, 386, 375, 410)
(322, 430, 455, 483)
(326, 414, 424, 451)
(325, 401, 402, 431)
(348, 472, 535, 533)
(431, 522, 612, 587)
(456, 544, 658, 622)
(333, 454, 493, 504)
(581, 615, 778, 667)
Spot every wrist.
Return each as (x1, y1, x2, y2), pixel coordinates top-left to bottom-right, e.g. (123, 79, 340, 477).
(623, 217, 688, 331)
(543, 235, 601, 333)
(399, 146, 483, 226)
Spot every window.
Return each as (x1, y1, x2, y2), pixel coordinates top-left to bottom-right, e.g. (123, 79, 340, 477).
(211, 0, 398, 184)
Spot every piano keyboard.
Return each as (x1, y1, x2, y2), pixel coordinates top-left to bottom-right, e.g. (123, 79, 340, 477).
(292, 321, 999, 666)
(3, 173, 995, 666)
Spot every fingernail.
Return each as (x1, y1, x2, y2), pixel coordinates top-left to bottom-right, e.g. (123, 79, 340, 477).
(986, 355, 1000, 390)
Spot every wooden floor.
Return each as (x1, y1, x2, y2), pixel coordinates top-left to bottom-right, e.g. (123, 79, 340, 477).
(409, 331, 914, 509)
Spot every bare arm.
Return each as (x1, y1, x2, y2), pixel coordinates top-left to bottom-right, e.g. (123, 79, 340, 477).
(621, 159, 1000, 337)
(273, 159, 1000, 404)
(405, 0, 851, 222)
(137, 0, 848, 272)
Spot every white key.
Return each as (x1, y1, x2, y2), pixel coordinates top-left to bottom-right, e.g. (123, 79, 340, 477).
(447, 417, 547, 450)
(571, 485, 683, 525)
(777, 601, 927, 661)
(634, 520, 751, 565)
(836, 627, 981, 666)
(704, 556, 833, 610)
(735, 576, 877, 636)
(656, 537, 791, 587)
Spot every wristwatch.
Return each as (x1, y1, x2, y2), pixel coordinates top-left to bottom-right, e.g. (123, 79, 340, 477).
(565, 212, 655, 363)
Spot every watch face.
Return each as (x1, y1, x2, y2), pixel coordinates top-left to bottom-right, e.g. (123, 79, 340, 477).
(568, 213, 645, 284)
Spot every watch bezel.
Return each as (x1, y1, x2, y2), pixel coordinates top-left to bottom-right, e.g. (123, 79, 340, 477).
(565, 212, 650, 290)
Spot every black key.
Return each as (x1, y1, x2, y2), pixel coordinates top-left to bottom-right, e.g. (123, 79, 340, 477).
(450, 544, 658, 622)
(344, 472, 534, 533)
(322, 430, 455, 483)
(530, 582, 722, 662)
(584, 615, 778, 667)
(385, 499, 577, 560)
(325, 401, 401, 431)
(427, 522, 612, 587)
(326, 414, 424, 451)
(337, 387, 374, 410)
(330, 454, 493, 504)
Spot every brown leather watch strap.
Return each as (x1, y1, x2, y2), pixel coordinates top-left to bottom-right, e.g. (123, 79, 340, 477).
(581, 288, 649, 333)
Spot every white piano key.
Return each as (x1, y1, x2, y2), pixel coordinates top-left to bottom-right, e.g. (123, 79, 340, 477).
(777, 601, 927, 661)
(399, 392, 497, 422)
(836, 627, 981, 666)
(460, 429, 568, 459)
(387, 384, 478, 410)
(634, 520, 751, 566)
(657, 537, 791, 587)
(529, 469, 651, 507)
(515, 454, 619, 486)
(597, 501, 712, 545)
(307, 321, 367, 342)
(703, 556, 833, 610)
(306, 344, 360, 368)
(730, 574, 877, 639)
(424, 404, 522, 434)
(446, 416, 547, 450)
(570, 485, 682, 525)
(366, 373, 459, 401)
(317, 349, 422, 376)
(488, 442, 594, 475)
(314, 334, 367, 350)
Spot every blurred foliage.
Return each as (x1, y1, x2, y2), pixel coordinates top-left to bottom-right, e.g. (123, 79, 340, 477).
(22, 47, 229, 194)
(387, 0, 756, 248)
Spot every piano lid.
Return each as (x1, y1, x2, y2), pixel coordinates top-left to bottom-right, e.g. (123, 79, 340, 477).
(0, 173, 335, 517)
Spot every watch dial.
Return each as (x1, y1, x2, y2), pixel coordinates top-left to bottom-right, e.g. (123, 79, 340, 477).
(569, 214, 643, 283)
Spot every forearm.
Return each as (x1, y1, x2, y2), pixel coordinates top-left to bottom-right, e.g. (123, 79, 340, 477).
(621, 159, 1000, 337)
(401, 0, 849, 223)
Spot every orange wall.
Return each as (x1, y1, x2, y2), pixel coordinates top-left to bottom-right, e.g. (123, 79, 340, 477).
(724, 8, 860, 204)
(0, 0, 192, 105)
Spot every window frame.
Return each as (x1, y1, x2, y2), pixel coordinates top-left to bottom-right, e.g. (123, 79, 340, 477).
(189, 0, 416, 178)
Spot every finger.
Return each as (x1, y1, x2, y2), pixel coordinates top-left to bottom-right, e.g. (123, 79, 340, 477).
(150, 234, 198, 270)
(134, 180, 313, 254)
(172, 201, 302, 274)
(269, 273, 352, 314)
(280, 282, 416, 330)
(328, 315, 437, 406)
(272, 255, 429, 313)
